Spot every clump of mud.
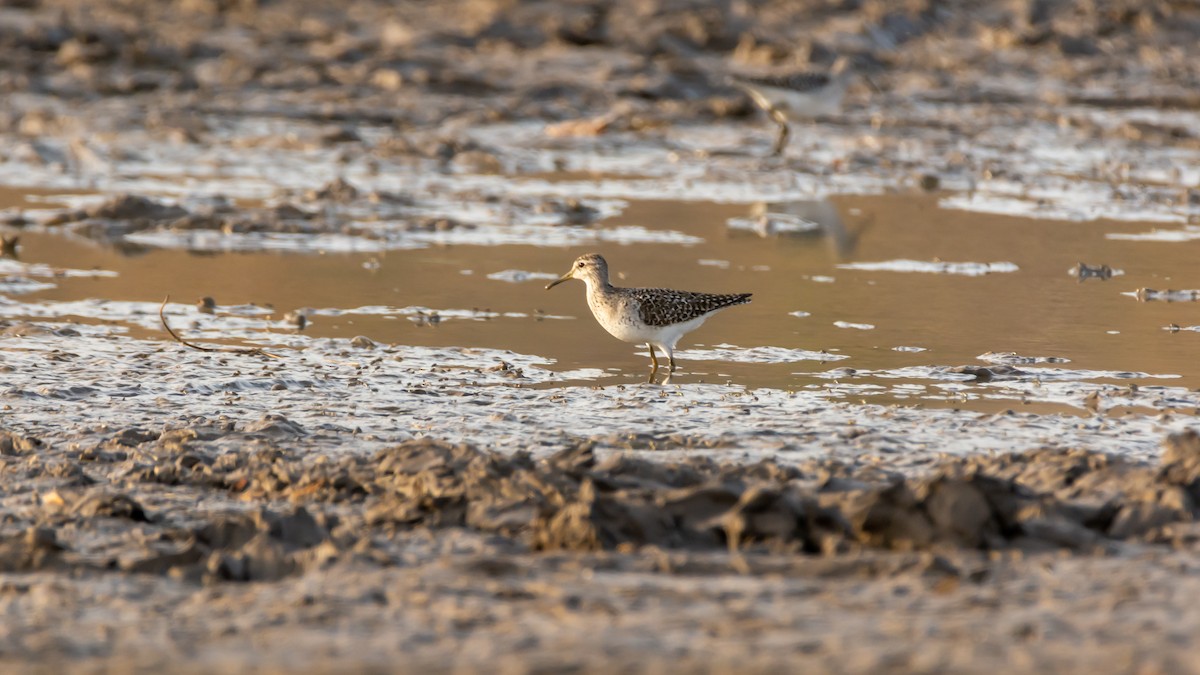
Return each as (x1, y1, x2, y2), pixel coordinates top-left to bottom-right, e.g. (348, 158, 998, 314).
(5, 423, 1199, 586)
(33, 187, 630, 250)
(42, 190, 435, 242)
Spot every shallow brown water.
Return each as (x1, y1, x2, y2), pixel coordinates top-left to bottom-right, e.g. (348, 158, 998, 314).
(6, 186, 1199, 414)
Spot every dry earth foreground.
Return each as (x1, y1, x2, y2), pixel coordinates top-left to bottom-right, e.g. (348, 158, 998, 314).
(3, 0, 1200, 673)
(0, 425, 1199, 672)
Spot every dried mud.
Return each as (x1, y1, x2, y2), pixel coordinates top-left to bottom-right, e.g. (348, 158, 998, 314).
(4, 425, 1200, 673)
(4, 0, 1200, 671)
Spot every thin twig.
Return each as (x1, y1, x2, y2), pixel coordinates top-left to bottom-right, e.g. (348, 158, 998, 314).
(159, 296, 282, 358)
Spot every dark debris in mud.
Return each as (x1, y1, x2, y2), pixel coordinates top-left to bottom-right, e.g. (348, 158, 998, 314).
(35, 182, 628, 246)
(45, 193, 325, 239)
(40, 189, 473, 243)
(3, 420, 1200, 585)
(1135, 287, 1200, 302)
(1069, 262, 1118, 281)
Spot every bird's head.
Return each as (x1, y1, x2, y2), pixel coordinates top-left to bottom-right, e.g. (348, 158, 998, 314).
(545, 253, 609, 290)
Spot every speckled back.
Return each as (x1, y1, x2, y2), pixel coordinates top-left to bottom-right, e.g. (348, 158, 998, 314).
(625, 288, 752, 327)
(735, 72, 833, 93)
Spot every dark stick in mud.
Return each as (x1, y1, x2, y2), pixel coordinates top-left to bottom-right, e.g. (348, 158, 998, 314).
(158, 296, 283, 358)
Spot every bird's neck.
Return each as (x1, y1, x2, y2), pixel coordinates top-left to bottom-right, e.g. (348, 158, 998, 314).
(583, 276, 615, 299)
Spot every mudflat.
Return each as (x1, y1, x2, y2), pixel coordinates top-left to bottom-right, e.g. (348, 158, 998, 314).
(3, 0, 1200, 671)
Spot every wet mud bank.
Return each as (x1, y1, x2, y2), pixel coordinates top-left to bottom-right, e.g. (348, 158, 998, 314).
(13, 426, 1200, 576)
(2, 424, 1200, 671)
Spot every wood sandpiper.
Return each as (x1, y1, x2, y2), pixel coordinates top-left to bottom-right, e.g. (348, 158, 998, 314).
(545, 253, 752, 382)
(730, 56, 852, 156)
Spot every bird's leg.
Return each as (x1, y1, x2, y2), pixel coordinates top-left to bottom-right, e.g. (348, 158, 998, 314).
(646, 343, 659, 383)
(660, 356, 676, 383)
(658, 350, 677, 384)
(768, 106, 790, 156)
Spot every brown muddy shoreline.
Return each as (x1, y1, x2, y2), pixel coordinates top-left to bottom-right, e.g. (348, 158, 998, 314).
(1, 423, 1200, 672)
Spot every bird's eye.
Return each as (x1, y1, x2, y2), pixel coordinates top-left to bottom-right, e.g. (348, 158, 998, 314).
(577, 262, 586, 268)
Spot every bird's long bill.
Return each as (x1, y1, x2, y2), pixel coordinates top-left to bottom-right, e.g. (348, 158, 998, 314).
(545, 271, 572, 290)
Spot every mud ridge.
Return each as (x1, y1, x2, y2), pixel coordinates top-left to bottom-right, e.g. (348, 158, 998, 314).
(5, 425, 1200, 587)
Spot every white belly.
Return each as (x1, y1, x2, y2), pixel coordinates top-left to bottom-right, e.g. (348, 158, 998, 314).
(765, 81, 848, 118)
(589, 292, 711, 349)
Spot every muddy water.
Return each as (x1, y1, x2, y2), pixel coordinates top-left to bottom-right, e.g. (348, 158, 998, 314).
(5, 186, 1197, 415)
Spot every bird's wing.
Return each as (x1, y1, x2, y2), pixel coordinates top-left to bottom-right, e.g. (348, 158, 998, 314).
(633, 289, 752, 327)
